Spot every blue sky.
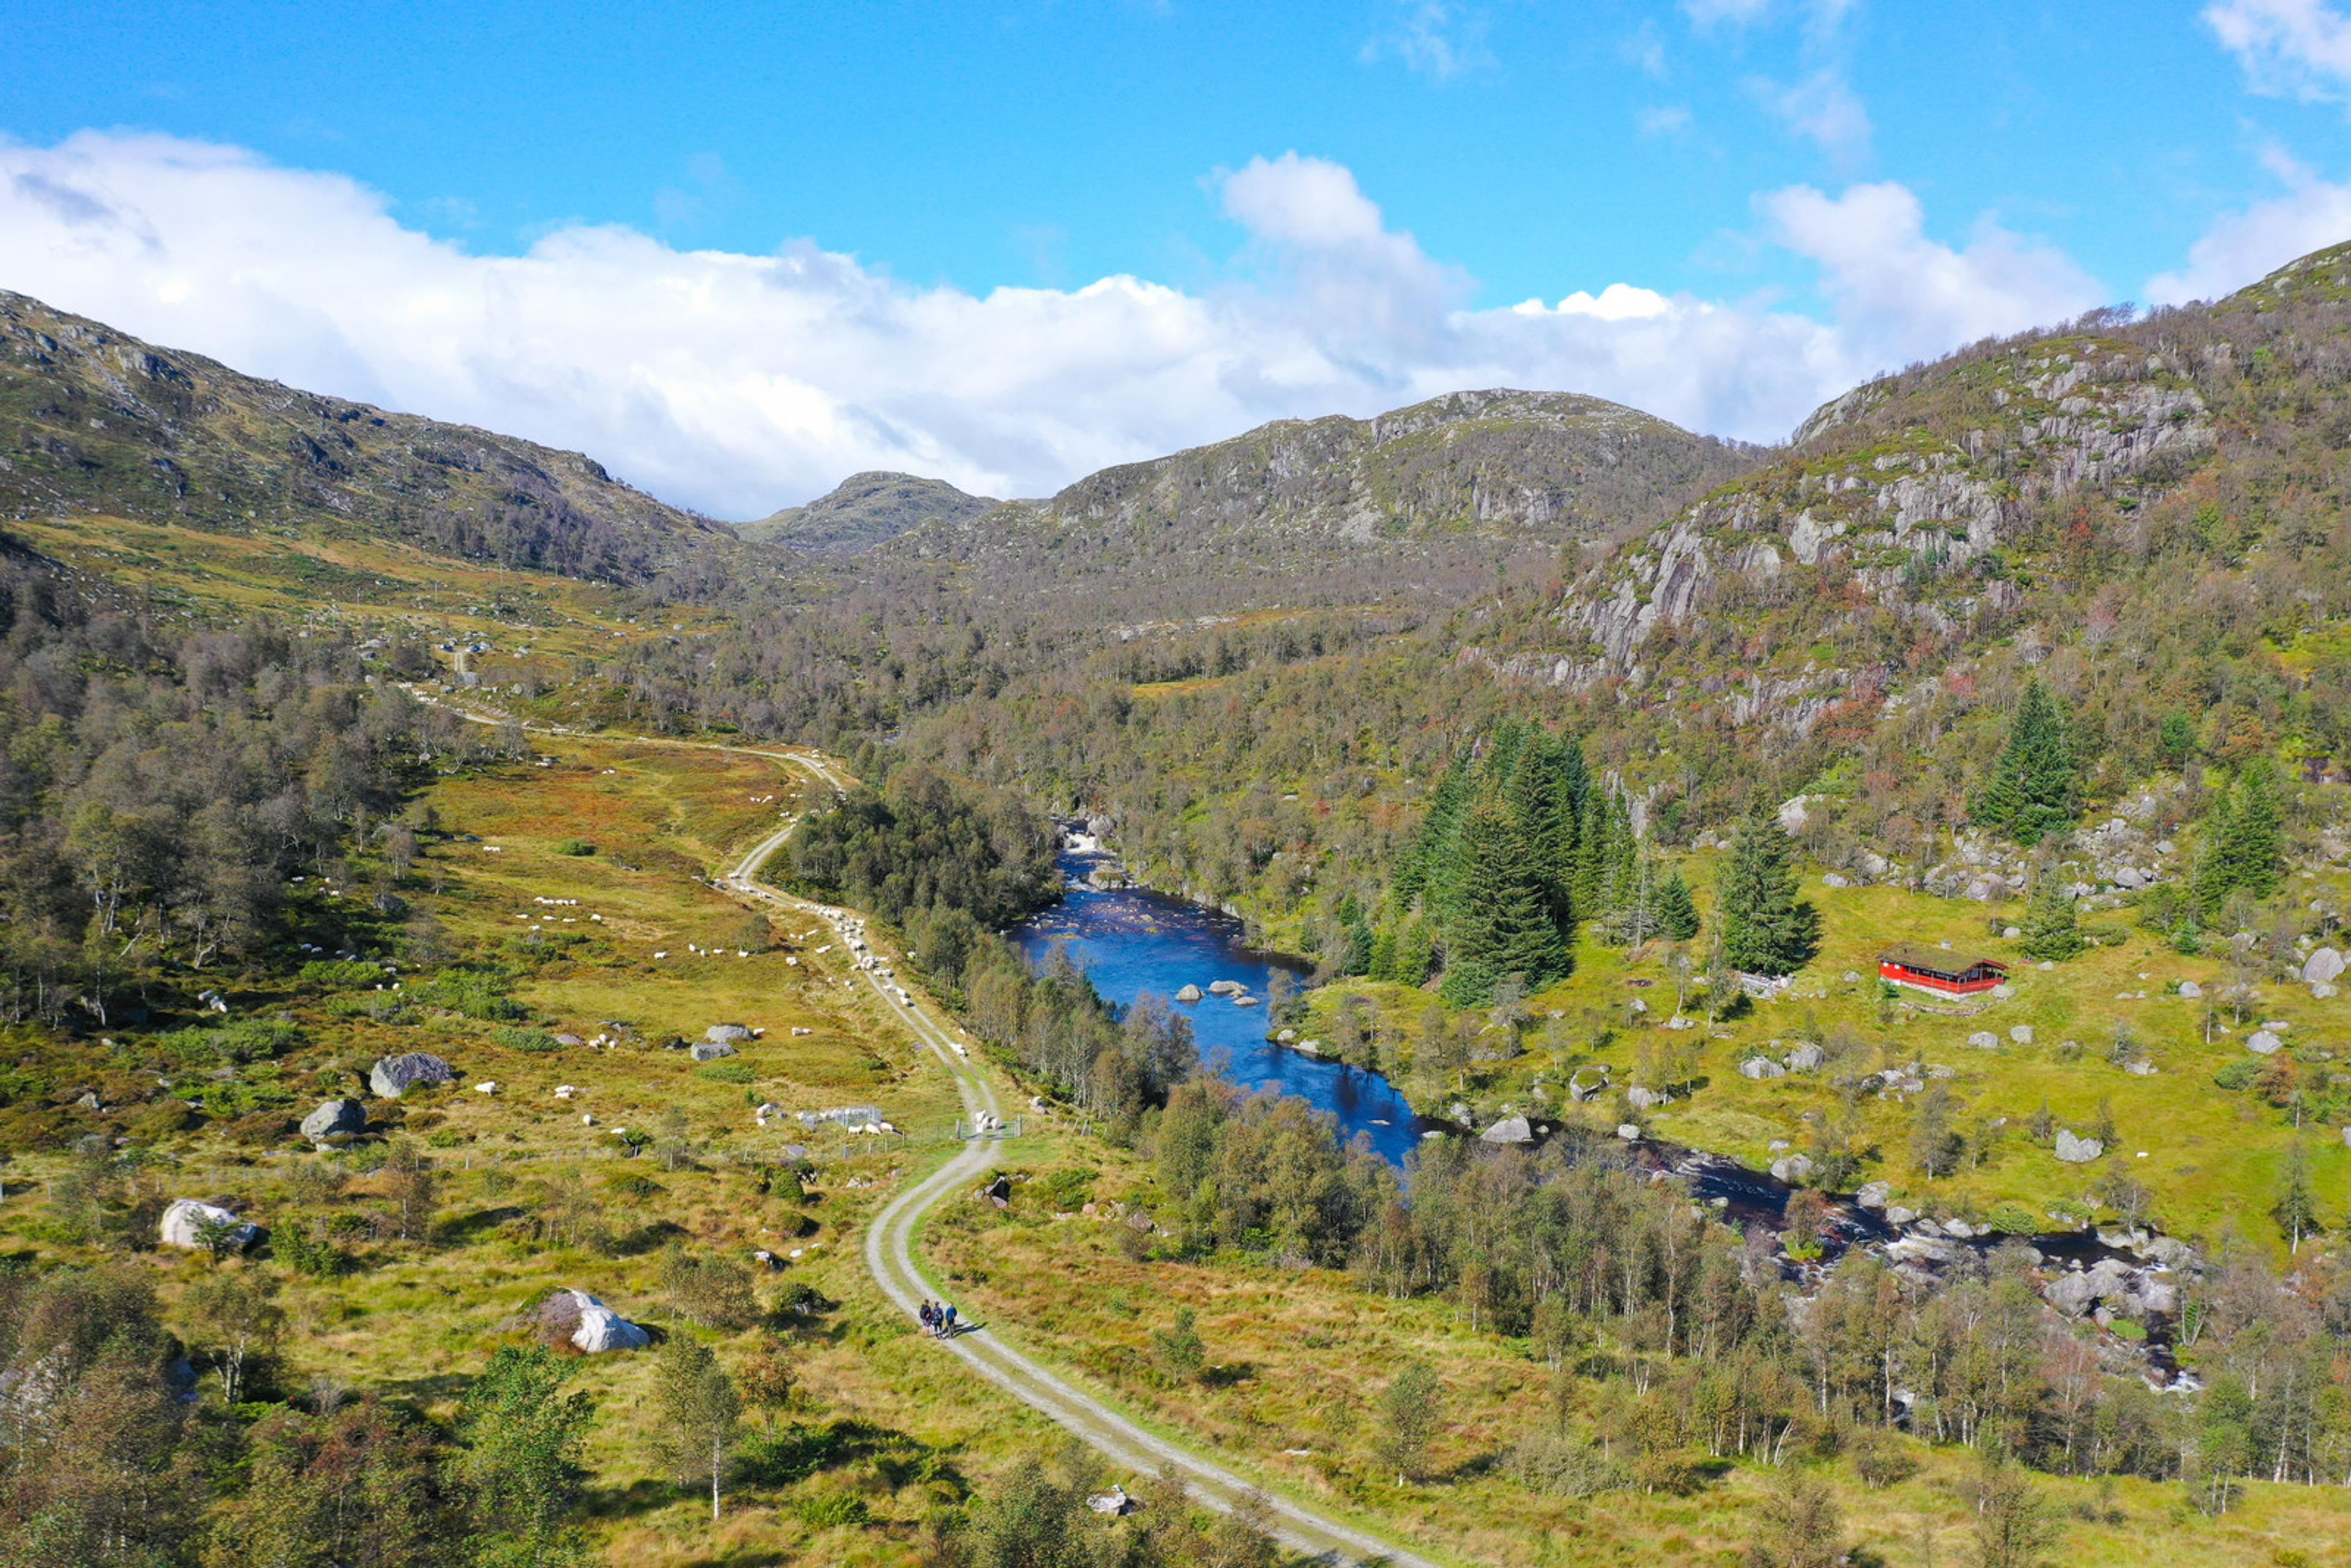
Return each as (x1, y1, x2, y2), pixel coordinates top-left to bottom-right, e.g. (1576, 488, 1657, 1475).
(4, 1, 2351, 514)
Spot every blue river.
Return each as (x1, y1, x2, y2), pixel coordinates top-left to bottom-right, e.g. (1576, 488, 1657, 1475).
(1010, 845, 1439, 1166)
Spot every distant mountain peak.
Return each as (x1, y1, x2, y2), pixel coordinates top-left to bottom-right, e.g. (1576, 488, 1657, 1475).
(738, 470, 997, 553)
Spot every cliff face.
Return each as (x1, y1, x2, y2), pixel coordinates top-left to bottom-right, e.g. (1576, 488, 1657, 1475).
(0, 291, 740, 585)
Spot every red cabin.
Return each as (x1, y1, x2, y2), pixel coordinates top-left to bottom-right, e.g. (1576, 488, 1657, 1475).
(1878, 944, 2008, 996)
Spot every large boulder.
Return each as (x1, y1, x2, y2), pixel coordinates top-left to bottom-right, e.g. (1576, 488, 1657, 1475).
(532, 1289, 650, 1353)
(689, 1041, 738, 1062)
(1479, 1115, 1534, 1145)
(1784, 1042, 1825, 1072)
(299, 1098, 366, 1139)
(1854, 1181, 1892, 1210)
(705, 1024, 751, 1045)
(2247, 1029, 2283, 1056)
(2053, 1130, 2104, 1163)
(1739, 1057, 1787, 1080)
(2304, 947, 2345, 986)
(1967, 1030, 2000, 1050)
(159, 1198, 257, 1253)
(1174, 985, 1203, 1003)
(2177, 979, 2202, 998)
(1567, 1067, 1610, 1103)
(369, 1052, 454, 1098)
(1769, 1153, 1814, 1184)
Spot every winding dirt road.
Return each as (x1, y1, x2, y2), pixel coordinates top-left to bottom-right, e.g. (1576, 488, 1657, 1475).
(408, 691, 1444, 1566)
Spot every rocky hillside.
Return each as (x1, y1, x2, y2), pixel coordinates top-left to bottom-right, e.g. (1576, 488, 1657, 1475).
(738, 471, 997, 553)
(0, 291, 743, 585)
(888, 389, 1758, 617)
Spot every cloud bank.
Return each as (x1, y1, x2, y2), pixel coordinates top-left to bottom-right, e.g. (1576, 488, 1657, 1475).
(0, 132, 2110, 517)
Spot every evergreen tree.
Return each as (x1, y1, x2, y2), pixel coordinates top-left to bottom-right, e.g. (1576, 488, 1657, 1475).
(2017, 877, 2088, 961)
(2197, 758, 2283, 915)
(1392, 916, 1436, 989)
(1656, 870, 1701, 942)
(1971, 679, 2079, 846)
(1439, 798, 1569, 1006)
(1505, 729, 1577, 926)
(1716, 804, 1821, 977)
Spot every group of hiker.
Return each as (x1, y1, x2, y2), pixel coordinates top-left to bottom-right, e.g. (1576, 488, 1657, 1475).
(917, 1299, 959, 1339)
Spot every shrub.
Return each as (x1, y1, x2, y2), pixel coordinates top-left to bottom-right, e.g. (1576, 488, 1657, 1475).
(405, 970, 525, 1021)
(554, 839, 596, 856)
(694, 1062, 757, 1084)
(1505, 1428, 1625, 1496)
(1848, 1428, 1919, 1488)
(274, 1225, 347, 1278)
(1985, 1201, 2040, 1234)
(2213, 1060, 2260, 1091)
(299, 959, 383, 988)
(796, 1493, 870, 1529)
(1035, 1166, 1098, 1212)
(492, 1026, 560, 1053)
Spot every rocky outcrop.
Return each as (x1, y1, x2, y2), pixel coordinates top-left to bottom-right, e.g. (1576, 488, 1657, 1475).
(2054, 1130, 2104, 1163)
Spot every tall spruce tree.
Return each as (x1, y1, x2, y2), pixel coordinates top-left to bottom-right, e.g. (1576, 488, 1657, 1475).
(1439, 798, 1569, 1006)
(1656, 870, 1701, 942)
(2197, 758, 2283, 916)
(1972, 678, 2079, 846)
(1717, 803, 1821, 976)
(2017, 876, 2088, 961)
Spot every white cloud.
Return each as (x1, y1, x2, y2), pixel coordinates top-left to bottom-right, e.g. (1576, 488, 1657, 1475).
(1761, 181, 2108, 363)
(1752, 69, 1873, 164)
(1638, 103, 1695, 137)
(1359, 1, 1492, 80)
(0, 133, 2111, 514)
(1683, 0, 1773, 28)
(2206, 0, 2351, 100)
(2147, 148, 2351, 302)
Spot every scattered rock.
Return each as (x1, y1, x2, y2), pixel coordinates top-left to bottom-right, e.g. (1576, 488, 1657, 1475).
(2303, 947, 2344, 986)
(1275, 1028, 1296, 1043)
(690, 1041, 738, 1062)
(1884, 1205, 1918, 1226)
(1784, 1042, 1825, 1072)
(2002, 925, 2021, 939)
(1616, 1123, 1641, 1140)
(1739, 1057, 1787, 1079)
(1174, 985, 1203, 1003)
(159, 1198, 257, 1252)
(299, 1099, 366, 1139)
(1770, 1154, 1815, 1184)
(1855, 1181, 1891, 1210)
(1207, 980, 1243, 996)
(2315, 981, 2340, 1000)
(2009, 1026, 2035, 1045)
(1992, 983, 2015, 1000)
(1967, 1030, 2000, 1050)
(1822, 872, 1848, 888)
(369, 1052, 454, 1098)
(1627, 1086, 1668, 1110)
(2248, 1030, 2283, 1056)
(553, 1032, 585, 1047)
(2177, 980, 2202, 998)
(705, 1024, 752, 1045)
(1568, 1067, 1610, 1103)
(1479, 1115, 1534, 1145)
(2054, 1130, 2104, 1163)
(1842, 970, 1861, 983)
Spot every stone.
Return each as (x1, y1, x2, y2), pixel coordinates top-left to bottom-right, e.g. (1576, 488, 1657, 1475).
(1207, 980, 1242, 996)
(299, 1098, 366, 1139)
(2113, 867, 2147, 890)
(1855, 1181, 1891, 1209)
(1967, 1030, 2000, 1050)
(2053, 1130, 2104, 1163)
(1479, 1114, 1534, 1145)
(1884, 1206, 1917, 1226)
(1992, 983, 2014, 1000)
(1174, 985, 1203, 1003)
(1275, 1028, 1296, 1043)
(2126, 1059, 2156, 1075)
(2003, 925, 2021, 939)
(1739, 1056, 1787, 1080)
(1769, 1154, 1815, 1184)
(2177, 980, 2202, 998)
(159, 1198, 257, 1252)
(705, 1024, 751, 1044)
(2303, 947, 2344, 985)
(2248, 1030, 2283, 1056)
(1842, 970, 1861, 983)
(1232, 994, 1259, 1007)
(1963, 878, 1994, 902)
(1616, 1123, 1641, 1140)
(369, 1052, 454, 1098)
(1821, 872, 1848, 888)
(533, 1288, 650, 1353)
(2316, 981, 2341, 1000)
(689, 1041, 737, 1062)
(1568, 1067, 1610, 1103)
(1856, 852, 1889, 879)
(1785, 1042, 1825, 1072)
(2009, 1026, 2035, 1045)
(553, 1032, 585, 1047)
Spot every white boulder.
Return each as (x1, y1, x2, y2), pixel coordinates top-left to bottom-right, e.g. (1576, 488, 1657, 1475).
(159, 1198, 257, 1253)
